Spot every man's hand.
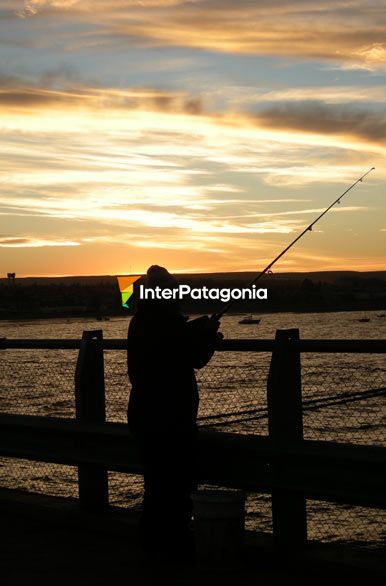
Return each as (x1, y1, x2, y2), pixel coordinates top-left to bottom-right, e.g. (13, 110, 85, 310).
(186, 314, 221, 336)
(200, 315, 223, 342)
(207, 314, 221, 332)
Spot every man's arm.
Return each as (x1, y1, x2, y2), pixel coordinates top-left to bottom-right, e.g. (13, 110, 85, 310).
(185, 315, 221, 369)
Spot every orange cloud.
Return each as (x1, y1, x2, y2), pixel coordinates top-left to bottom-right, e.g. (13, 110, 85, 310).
(14, 1, 386, 70)
(0, 83, 203, 115)
(0, 236, 80, 247)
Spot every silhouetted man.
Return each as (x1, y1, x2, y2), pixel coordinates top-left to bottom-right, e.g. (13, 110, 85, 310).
(127, 265, 220, 561)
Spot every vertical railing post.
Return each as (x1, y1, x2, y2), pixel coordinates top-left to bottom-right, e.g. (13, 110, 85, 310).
(267, 328, 307, 549)
(74, 329, 109, 510)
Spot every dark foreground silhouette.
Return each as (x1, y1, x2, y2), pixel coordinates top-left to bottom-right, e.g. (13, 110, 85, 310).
(126, 265, 220, 560)
(4, 491, 381, 585)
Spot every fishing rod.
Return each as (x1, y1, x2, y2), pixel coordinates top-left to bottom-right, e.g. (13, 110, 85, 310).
(212, 167, 375, 320)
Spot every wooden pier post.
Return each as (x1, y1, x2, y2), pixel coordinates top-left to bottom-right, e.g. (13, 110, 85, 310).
(267, 328, 307, 549)
(74, 329, 109, 510)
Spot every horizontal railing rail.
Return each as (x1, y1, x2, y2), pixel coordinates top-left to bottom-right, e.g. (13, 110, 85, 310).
(1, 337, 385, 353)
(1, 413, 385, 509)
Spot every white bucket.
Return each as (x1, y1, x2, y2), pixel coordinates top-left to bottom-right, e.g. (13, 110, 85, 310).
(192, 489, 246, 563)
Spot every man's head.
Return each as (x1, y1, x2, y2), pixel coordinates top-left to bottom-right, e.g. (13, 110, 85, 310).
(146, 265, 178, 290)
(137, 265, 180, 314)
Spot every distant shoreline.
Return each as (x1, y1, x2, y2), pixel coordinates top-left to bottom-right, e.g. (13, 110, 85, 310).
(1, 269, 385, 285)
(1, 269, 385, 321)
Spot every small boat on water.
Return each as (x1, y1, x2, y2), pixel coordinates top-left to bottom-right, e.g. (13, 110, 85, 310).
(357, 317, 370, 323)
(96, 315, 110, 321)
(238, 314, 261, 325)
(377, 313, 385, 318)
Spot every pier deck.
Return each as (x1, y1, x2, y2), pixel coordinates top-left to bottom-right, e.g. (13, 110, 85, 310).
(1, 488, 384, 586)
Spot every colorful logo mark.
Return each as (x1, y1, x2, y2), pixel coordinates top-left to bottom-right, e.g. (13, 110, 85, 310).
(117, 275, 141, 308)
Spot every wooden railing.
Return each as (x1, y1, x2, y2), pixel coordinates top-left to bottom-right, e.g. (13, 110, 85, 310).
(1, 330, 385, 551)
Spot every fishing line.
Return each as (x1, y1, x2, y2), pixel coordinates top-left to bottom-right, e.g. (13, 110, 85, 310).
(198, 387, 386, 428)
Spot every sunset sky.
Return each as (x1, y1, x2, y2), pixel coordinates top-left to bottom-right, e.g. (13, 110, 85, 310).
(0, 0, 385, 277)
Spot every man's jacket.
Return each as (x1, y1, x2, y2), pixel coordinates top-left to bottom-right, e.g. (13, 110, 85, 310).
(127, 305, 217, 435)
